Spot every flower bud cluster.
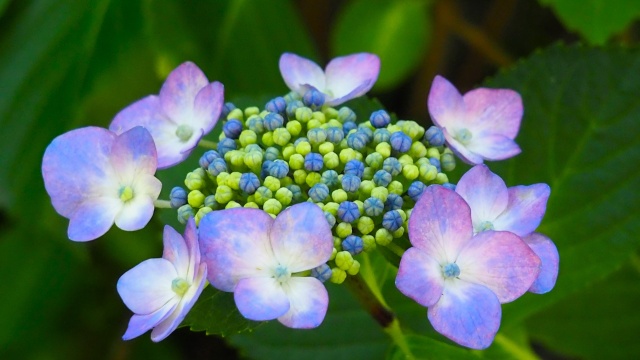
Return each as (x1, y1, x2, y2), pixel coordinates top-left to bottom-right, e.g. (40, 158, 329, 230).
(174, 91, 457, 284)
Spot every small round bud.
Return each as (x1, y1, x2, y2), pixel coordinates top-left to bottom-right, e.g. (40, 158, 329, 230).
(372, 128, 391, 145)
(390, 131, 412, 153)
(321, 170, 340, 187)
(384, 193, 403, 210)
(347, 260, 361, 275)
(375, 228, 393, 246)
(261, 132, 275, 147)
(239, 130, 258, 147)
(295, 107, 313, 123)
(286, 100, 304, 119)
(419, 163, 438, 182)
(324, 211, 336, 227)
(307, 128, 327, 146)
(264, 113, 284, 131)
(408, 181, 426, 201)
(323, 202, 339, 216)
(323, 152, 340, 169)
(393, 227, 405, 238)
(199, 150, 221, 169)
(254, 186, 273, 205)
(225, 201, 242, 209)
(331, 189, 348, 203)
(286, 120, 302, 137)
(441, 152, 456, 172)
(424, 126, 445, 146)
(295, 140, 312, 156)
(318, 142, 334, 155)
(263, 176, 281, 192)
(338, 201, 360, 223)
(382, 210, 403, 231)
(185, 170, 206, 190)
(398, 154, 414, 167)
(326, 127, 344, 143)
(286, 184, 302, 201)
(246, 116, 265, 134)
(365, 152, 384, 169)
(170, 187, 188, 208)
(357, 216, 374, 235)
(435, 172, 449, 184)
(387, 181, 403, 195)
(373, 170, 392, 187)
(217, 137, 237, 156)
(409, 141, 427, 159)
(226, 172, 242, 190)
(263, 198, 283, 215)
(227, 108, 243, 121)
(341, 173, 361, 193)
(239, 172, 260, 194)
(336, 222, 352, 238)
(222, 102, 237, 119)
(265, 96, 287, 114)
(275, 187, 293, 206)
(335, 251, 354, 270)
(382, 157, 402, 176)
(223, 119, 243, 139)
(342, 235, 364, 255)
(204, 195, 219, 209)
(442, 182, 456, 191)
(177, 204, 195, 225)
(273, 128, 291, 146)
(303, 88, 325, 108)
(305, 172, 322, 187)
(244, 106, 260, 118)
(311, 264, 332, 283)
(308, 183, 330, 202)
(338, 107, 356, 123)
(289, 154, 305, 170)
(293, 169, 307, 185)
(429, 157, 441, 172)
(343, 121, 357, 134)
(304, 152, 324, 172)
(402, 164, 420, 180)
(187, 190, 205, 208)
(347, 131, 368, 150)
(369, 110, 391, 128)
(268, 159, 289, 179)
(330, 267, 347, 284)
(363, 197, 384, 217)
(312, 111, 326, 123)
(375, 142, 391, 158)
(195, 207, 213, 226)
(214, 185, 234, 204)
(370, 186, 389, 202)
(244, 202, 259, 208)
(359, 180, 376, 196)
(216, 172, 230, 187)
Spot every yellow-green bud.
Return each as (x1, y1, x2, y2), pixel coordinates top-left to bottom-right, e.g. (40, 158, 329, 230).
(336, 222, 352, 238)
(312, 111, 326, 123)
(214, 185, 234, 204)
(335, 251, 354, 271)
(436, 172, 449, 184)
(282, 145, 296, 161)
(393, 227, 405, 238)
(244, 202, 260, 208)
(263, 176, 281, 192)
(286, 120, 302, 136)
(227, 172, 242, 190)
(366, 152, 384, 169)
(244, 106, 259, 118)
(357, 216, 374, 235)
(323, 107, 339, 120)
(419, 164, 438, 182)
(289, 153, 305, 170)
(402, 121, 424, 140)
(362, 234, 376, 252)
(330, 247, 338, 261)
(243, 151, 263, 171)
(375, 228, 393, 246)
(388, 181, 404, 195)
(225, 201, 242, 209)
(275, 187, 293, 206)
(376, 142, 391, 158)
(226, 150, 245, 169)
(371, 186, 389, 202)
(273, 128, 291, 146)
(280, 177, 293, 187)
(398, 154, 414, 166)
(333, 236, 342, 248)
(323, 152, 340, 169)
(262, 132, 275, 147)
(347, 260, 360, 276)
(332, 189, 348, 203)
(409, 141, 427, 158)
(227, 108, 244, 121)
(188, 190, 205, 208)
(254, 186, 273, 205)
(293, 169, 307, 185)
(216, 172, 230, 187)
(441, 152, 456, 172)
(402, 164, 419, 180)
(330, 267, 346, 284)
(305, 172, 322, 187)
(295, 107, 313, 123)
(354, 200, 364, 214)
(359, 180, 376, 196)
(323, 202, 339, 216)
(339, 148, 358, 164)
(295, 141, 312, 156)
(318, 142, 334, 155)
(427, 147, 441, 160)
(387, 124, 402, 133)
(307, 119, 322, 130)
(239, 130, 257, 147)
(185, 171, 205, 190)
(263, 198, 282, 215)
(195, 207, 212, 226)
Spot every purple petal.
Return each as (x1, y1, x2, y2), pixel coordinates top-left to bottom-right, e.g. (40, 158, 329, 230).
(324, 53, 380, 106)
(462, 87, 522, 140)
(278, 277, 328, 329)
(270, 203, 333, 272)
(122, 300, 178, 341)
(159, 62, 209, 123)
(68, 197, 121, 241)
(42, 127, 116, 218)
(193, 81, 224, 134)
(150, 263, 208, 342)
(395, 247, 444, 307)
(466, 133, 521, 161)
(523, 233, 559, 294)
(427, 75, 465, 129)
(109, 126, 157, 179)
(183, 217, 200, 280)
(114, 196, 155, 231)
(457, 231, 541, 303)
(198, 208, 276, 291)
(162, 223, 190, 278)
(493, 184, 551, 237)
(117, 258, 178, 314)
(455, 165, 509, 231)
(428, 280, 501, 350)
(279, 53, 325, 94)
(234, 277, 290, 321)
(408, 185, 473, 263)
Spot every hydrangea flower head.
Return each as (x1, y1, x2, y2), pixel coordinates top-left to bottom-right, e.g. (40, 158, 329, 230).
(198, 202, 333, 328)
(110, 62, 224, 169)
(395, 185, 541, 349)
(117, 218, 207, 342)
(456, 164, 558, 293)
(279, 52, 380, 106)
(427, 75, 522, 164)
(42, 126, 161, 241)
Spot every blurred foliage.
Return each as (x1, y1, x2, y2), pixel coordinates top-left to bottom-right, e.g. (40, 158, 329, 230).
(1, 0, 639, 359)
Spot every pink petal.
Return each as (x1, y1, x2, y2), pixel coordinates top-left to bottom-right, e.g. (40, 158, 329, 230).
(279, 53, 325, 94)
(114, 195, 155, 231)
(122, 300, 178, 341)
(408, 185, 473, 263)
(395, 247, 444, 307)
(234, 277, 290, 321)
(493, 184, 551, 237)
(117, 258, 178, 314)
(428, 280, 501, 350)
(198, 208, 276, 291)
(150, 263, 208, 342)
(523, 233, 559, 294)
(427, 75, 465, 130)
(462, 87, 522, 140)
(193, 81, 224, 134)
(278, 277, 328, 329)
(42, 127, 116, 218)
(109, 126, 158, 179)
(466, 133, 521, 161)
(270, 203, 333, 272)
(68, 197, 122, 241)
(159, 62, 209, 123)
(457, 231, 541, 303)
(162, 223, 190, 278)
(455, 165, 509, 231)
(324, 53, 380, 106)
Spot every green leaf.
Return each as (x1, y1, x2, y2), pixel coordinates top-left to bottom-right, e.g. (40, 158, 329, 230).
(539, 0, 640, 44)
(331, 0, 431, 90)
(526, 262, 640, 359)
(482, 44, 640, 326)
(387, 334, 482, 360)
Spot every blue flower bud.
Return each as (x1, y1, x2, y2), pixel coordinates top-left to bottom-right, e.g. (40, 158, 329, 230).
(326, 127, 344, 143)
(441, 152, 456, 172)
(337, 201, 360, 223)
(208, 158, 228, 176)
(304, 152, 324, 172)
(424, 126, 445, 146)
(311, 264, 333, 283)
(363, 197, 384, 217)
(286, 99, 304, 119)
(369, 110, 391, 128)
(357, 126, 374, 141)
(217, 138, 237, 156)
(307, 128, 327, 146)
(407, 181, 426, 201)
(286, 184, 302, 201)
(324, 211, 336, 227)
(390, 131, 412, 153)
(261, 160, 273, 178)
(265, 96, 287, 115)
(338, 107, 356, 123)
(347, 131, 368, 150)
(177, 204, 195, 225)
(384, 193, 403, 210)
(321, 170, 340, 187)
(344, 159, 365, 178)
(342, 235, 364, 255)
(372, 128, 391, 144)
(442, 182, 457, 191)
(341, 173, 361, 193)
(222, 102, 236, 119)
(223, 119, 243, 139)
(284, 91, 302, 103)
(382, 210, 404, 232)
(268, 159, 289, 179)
(429, 157, 441, 172)
(373, 170, 392, 187)
(264, 147, 280, 161)
(199, 150, 221, 169)
(382, 157, 402, 176)
(308, 183, 330, 202)
(264, 112, 284, 131)
(246, 116, 265, 133)
(239, 172, 261, 194)
(303, 88, 325, 108)
(169, 187, 187, 208)
(343, 121, 357, 134)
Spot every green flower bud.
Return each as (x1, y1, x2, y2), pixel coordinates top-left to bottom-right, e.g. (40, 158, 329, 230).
(263, 198, 282, 215)
(246, 194, 255, 203)
(226, 150, 246, 169)
(273, 128, 291, 146)
(375, 228, 393, 246)
(339, 148, 358, 164)
(402, 121, 424, 140)
(335, 251, 354, 271)
(280, 177, 293, 187)
(371, 186, 389, 202)
(325, 119, 342, 128)
(330, 247, 338, 261)
(332, 189, 348, 203)
(354, 200, 364, 215)
(376, 142, 391, 158)
(295, 107, 313, 123)
(312, 111, 326, 123)
(330, 267, 346, 284)
(262, 131, 275, 147)
(216, 172, 230, 187)
(295, 140, 312, 156)
(388, 181, 404, 195)
(323, 152, 340, 169)
(357, 216, 374, 235)
(305, 172, 322, 187)
(239, 130, 257, 147)
(225, 201, 242, 209)
(293, 169, 307, 185)
(392, 227, 405, 238)
(441, 152, 456, 172)
(427, 147, 441, 160)
(289, 153, 305, 170)
(286, 120, 302, 136)
(243, 151, 263, 171)
(188, 190, 205, 208)
(387, 124, 402, 133)
(362, 235, 376, 252)
(185, 170, 205, 190)
(318, 142, 334, 155)
(194, 207, 212, 226)
(227, 108, 244, 121)
(323, 107, 338, 120)
(333, 236, 342, 248)
(347, 260, 361, 276)
(275, 187, 293, 206)
(227, 172, 242, 190)
(435, 172, 449, 184)
(398, 154, 414, 166)
(365, 152, 384, 169)
(244, 202, 260, 208)
(402, 164, 419, 180)
(323, 202, 339, 216)
(307, 119, 322, 130)
(244, 106, 259, 118)
(362, 167, 374, 180)
(396, 209, 407, 221)
(254, 186, 273, 205)
(359, 180, 376, 196)
(214, 185, 234, 204)
(419, 164, 438, 182)
(263, 176, 281, 192)
(409, 141, 427, 159)
(282, 145, 296, 161)
(336, 222, 352, 238)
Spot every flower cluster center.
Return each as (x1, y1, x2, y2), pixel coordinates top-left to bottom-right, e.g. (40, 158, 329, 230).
(273, 264, 291, 283)
(171, 277, 191, 296)
(477, 220, 495, 232)
(455, 128, 472, 145)
(442, 263, 460, 278)
(176, 124, 194, 142)
(119, 186, 134, 202)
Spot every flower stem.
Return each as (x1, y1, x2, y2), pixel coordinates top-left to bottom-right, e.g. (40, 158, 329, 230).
(384, 242, 406, 258)
(154, 199, 172, 209)
(198, 139, 218, 149)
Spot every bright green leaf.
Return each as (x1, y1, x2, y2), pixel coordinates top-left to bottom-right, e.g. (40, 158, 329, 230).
(331, 0, 431, 90)
(539, 0, 640, 44)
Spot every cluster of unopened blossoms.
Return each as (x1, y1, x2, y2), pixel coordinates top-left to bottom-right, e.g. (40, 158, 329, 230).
(42, 52, 558, 349)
